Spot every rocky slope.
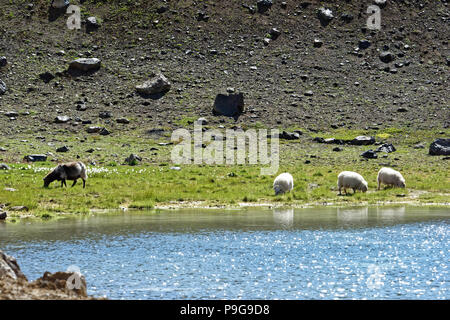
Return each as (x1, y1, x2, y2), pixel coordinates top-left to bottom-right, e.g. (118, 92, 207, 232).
(0, 0, 448, 145)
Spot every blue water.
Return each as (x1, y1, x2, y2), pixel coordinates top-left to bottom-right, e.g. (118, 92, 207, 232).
(0, 207, 448, 299)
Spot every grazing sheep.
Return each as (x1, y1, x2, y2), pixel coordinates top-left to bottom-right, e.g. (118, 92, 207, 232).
(273, 173, 294, 195)
(377, 167, 405, 190)
(337, 171, 368, 195)
(43, 162, 87, 188)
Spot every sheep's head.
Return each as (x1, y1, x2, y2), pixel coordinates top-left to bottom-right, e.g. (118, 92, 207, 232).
(274, 185, 283, 195)
(43, 166, 62, 188)
(360, 181, 368, 193)
(398, 179, 406, 188)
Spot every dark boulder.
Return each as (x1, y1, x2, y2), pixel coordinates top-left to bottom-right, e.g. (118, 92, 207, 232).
(376, 143, 396, 153)
(212, 93, 244, 117)
(279, 131, 300, 140)
(350, 136, 375, 146)
(24, 154, 47, 162)
(429, 138, 450, 156)
(361, 150, 378, 159)
(257, 0, 273, 13)
(379, 51, 395, 63)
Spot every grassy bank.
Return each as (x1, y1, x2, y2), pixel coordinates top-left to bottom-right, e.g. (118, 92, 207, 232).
(1, 130, 449, 220)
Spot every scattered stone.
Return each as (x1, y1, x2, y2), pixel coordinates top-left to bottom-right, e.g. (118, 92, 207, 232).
(257, 0, 273, 13)
(99, 111, 112, 119)
(197, 11, 210, 22)
(379, 51, 395, 63)
(0, 212, 6, 220)
(4, 111, 19, 117)
(196, 117, 208, 125)
(54, 116, 70, 124)
(56, 146, 69, 153)
(116, 118, 130, 124)
(374, 0, 387, 8)
(10, 206, 29, 212)
(360, 150, 378, 159)
(0, 57, 6, 67)
(39, 71, 55, 83)
(263, 38, 271, 46)
(0, 164, 11, 170)
(429, 138, 450, 156)
(212, 93, 244, 117)
(269, 28, 281, 40)
(24, 155, 47, 162)
(281, 2, 287, 9)
(318, 7, 334, 25)
(376, 143, 396, 153)
(397, 107, 408, 112)
(358, 39, 371, 50)
(124, 154, 141, 166)
(279, 131, 300, 140)
(413, 143, 425, 149)
(333, 147, 343, 152)
(86, 126, 103, 134)
(86, 17, 100, 29)
(69, 58, 101, 72)
(304, 90, 314, 96)
(136, 73, 171, 95)
(4, 188, 17, 192)
(313, 39, 323, 48)
(156, 6, 168, 14)
(170, 166, 181, 171)
(340, 13, 354, 23)
(51, 0, 69, 9)
(99, 128, 111, 136)
(0, 79, 6, 95)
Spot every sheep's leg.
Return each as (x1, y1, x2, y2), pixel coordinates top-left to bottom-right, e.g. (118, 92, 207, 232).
(352, 188, 356, 194)
(377, 179, 381, 190)
(62, 179, 67, 187)
(338, 187, 342, 195)
(344, 188, 347, 195)
(71, 179, 77, 187)
(61, 180, 64, 188)
(82, 179, 86, 189)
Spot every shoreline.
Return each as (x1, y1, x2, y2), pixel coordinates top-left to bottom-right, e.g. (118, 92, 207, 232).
(3, 198, 449, 222)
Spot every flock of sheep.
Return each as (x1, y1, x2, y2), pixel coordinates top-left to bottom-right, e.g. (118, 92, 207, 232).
(43, 161, 406, 198)
(273, 167, 406, 195)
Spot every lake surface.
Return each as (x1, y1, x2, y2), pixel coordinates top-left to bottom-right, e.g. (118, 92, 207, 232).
(0, 206, 448, 300)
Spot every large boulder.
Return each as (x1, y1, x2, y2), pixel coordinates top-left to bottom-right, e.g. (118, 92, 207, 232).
(24, 154, 48, 162)
(69, 58, 101, 72)
(379, 51, 395, 63)
(361, 150, 378, 159)
(213, 93, 244, 117)
(136, 73, 171, 95)
(32, 271, 87, 297)
(429, 138, 450, 156)
(0, 250, 27, 281)
(350, 136, 376, 146)
(376, 143, 396, 153)
(318, 7, 334, 25)
(54, 116, 71, 124)
(257, 0, 273, 13)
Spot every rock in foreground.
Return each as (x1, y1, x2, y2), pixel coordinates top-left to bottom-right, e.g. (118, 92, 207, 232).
(0, 250, 97, 300)
(69, 58, 101, 72)
(212, 93, 244, 117)
(136, 73, 171, 95)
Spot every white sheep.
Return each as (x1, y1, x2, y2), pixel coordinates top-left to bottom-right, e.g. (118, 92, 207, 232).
(273, 173, 294, 195)
(337, 171, 368, 195)
(377, 167, 405, 190)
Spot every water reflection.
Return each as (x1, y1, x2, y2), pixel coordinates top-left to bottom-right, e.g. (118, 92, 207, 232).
(337, 207, 369, 225)
(273, 208, 294, 228)
(377, 206, 406, 221)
